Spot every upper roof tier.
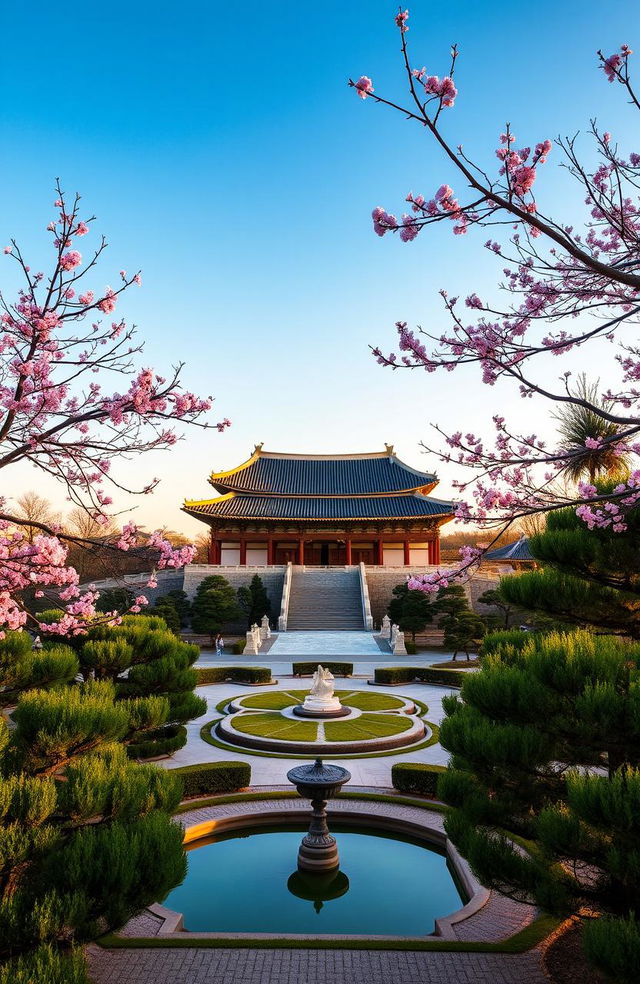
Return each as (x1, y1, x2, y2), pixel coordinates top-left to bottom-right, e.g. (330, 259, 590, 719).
(209, 446, 438, 497)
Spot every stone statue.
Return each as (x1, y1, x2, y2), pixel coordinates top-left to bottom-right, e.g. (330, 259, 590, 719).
(310, 665, 335, 701)
(294, 664, 348, 718)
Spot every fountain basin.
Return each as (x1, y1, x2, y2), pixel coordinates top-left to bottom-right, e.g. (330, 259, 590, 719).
(161, 824, 467, 936)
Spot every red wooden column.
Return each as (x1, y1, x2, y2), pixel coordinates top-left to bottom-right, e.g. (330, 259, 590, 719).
(298, 538, 305, 564)
(208, 534, 217, 564)
(345, 538, 352, 565)
(433, 536, 441, 565)
(375, 537, 383, 565)
(239, 539, 247, 566)
(266, 538, 274, 566)
(403, 540, 411, 566)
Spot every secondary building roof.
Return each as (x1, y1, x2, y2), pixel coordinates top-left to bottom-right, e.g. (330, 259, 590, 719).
(483, 537, 534, 562)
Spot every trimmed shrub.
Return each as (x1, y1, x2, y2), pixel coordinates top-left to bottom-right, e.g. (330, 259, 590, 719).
(232, 639, 246, 655)
(405, 641, 417, 655)
(374, 666, 465, 687)
(173, 761, 251, 798)
(292, 661, 353, 677)
(127, 724, 187, 760)
(195, 666, 271, 685)
(391, 762, 446, 797)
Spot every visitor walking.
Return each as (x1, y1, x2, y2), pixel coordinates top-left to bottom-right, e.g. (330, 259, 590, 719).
(215, 633, 224, 656)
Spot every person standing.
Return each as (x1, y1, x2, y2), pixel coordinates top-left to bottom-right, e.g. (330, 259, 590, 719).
(215, 632, 224, 656)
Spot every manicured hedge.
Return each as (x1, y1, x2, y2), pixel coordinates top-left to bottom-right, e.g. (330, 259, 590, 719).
(232, 639, 246, 655)
(195, 666, 272, 685)
(127, 724, 187, 760)
(405, 642, 417, 655)
(292, 661, 353, 677)
(374, 666, 465, 687)
(172, 761, 251, 797)
(391, 762, 446, 797)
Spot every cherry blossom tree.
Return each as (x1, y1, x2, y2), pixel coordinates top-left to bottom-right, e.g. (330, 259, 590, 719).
(0, 182, 229, 634)
(351, 9, 640, 588)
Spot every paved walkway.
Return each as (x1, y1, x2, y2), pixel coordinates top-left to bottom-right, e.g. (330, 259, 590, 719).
(162, 670, 454, 784)
(88, 945, 546, 984)
(269, 631, 384, 657)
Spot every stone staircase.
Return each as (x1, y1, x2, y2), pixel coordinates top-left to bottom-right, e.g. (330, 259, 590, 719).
(286, 567, 365, 631)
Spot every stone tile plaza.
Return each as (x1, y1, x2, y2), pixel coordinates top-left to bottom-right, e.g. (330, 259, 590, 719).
(2, 3, 638, 982)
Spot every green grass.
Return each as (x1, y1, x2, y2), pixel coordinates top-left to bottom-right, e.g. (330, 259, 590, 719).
(324, 713, 414, 742)
(337, 692, 407, 711)
(238, 691, 306, 710)
(236, 690, 409, 712)
(232, 713, 319, 742)
(99, 912, 560, 953)
(200, 719, 440, 759)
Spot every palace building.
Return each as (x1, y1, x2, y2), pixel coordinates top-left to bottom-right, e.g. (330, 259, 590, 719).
(183, 444, 454, 567)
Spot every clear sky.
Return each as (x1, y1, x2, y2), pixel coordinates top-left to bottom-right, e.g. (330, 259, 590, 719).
(1, 0, 637, 536)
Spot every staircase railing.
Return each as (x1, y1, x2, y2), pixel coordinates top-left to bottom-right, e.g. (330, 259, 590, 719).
(359, 562, 374, 631)
(278, 562, 293, 631)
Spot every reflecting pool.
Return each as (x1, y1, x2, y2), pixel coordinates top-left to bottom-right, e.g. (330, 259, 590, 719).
(163, 824, 464, 935)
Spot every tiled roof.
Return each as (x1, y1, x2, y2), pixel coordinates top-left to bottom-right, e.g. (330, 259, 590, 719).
(210, 449, 437, 495)
(184, 492, 453, 522)
(484, 538, 534, 561)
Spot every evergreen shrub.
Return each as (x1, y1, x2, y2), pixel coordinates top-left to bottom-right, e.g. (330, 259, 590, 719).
(292, 661, 353, 676)
(195, 666, 271, 685)
(374, 666, 465, 687)
(479, 628, 532, 657)
(391, 763, 446, 796)
(173, 761, 251, 797)
(405, 641, 417, 655)
(232, 639, 246, 654)
(127, 724, 187, 760)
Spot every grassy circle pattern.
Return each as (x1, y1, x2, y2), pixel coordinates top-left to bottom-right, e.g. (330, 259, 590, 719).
(237, 690, 408, 712)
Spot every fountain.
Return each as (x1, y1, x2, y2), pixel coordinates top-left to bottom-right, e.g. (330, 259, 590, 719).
(292, 664, 350, 718)
(287, 758, 351, 872)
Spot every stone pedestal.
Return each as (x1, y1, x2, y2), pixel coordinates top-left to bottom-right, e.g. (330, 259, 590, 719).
(287, 759, 351, 873)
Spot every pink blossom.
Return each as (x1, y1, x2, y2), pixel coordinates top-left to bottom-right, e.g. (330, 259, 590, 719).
(355, 76, 374, 99)
(60, 250, 82, 271)
(395, 10, 409, 32)
(97, 288, 117, 314)
(3, 246, 12, 254)
(512, 166, 536, 197)
(75, 221, 89, 236)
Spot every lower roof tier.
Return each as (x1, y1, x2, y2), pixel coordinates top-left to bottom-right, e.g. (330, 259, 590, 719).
(184, 493, 454, 522)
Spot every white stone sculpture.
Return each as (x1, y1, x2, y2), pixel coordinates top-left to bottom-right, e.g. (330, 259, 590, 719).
(260, 615, 271, 640)
(245, 629, 260, 655)
(392, 630, 407, 656)
(299, 665, 344, 716)
(379, 614, 391, 639)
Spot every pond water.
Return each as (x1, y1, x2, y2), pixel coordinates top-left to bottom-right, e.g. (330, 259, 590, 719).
(162, 824, 465, 936)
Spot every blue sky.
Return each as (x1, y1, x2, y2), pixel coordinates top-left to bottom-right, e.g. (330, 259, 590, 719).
(2, 0, 637, 534)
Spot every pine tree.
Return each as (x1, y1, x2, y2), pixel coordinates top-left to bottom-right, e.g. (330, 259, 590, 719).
(190, 575, 241, 642)
(237, 574, 271, 629)
(499, 492, 640, 638)
(80, 615, 206, 756)
(387, 582, 434, 642)
(439, 629, 640, 982)
(0, 631, 186, 983)
(432, 585, 486, 659)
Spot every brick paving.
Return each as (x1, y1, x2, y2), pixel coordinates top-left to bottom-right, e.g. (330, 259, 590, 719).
(86, 945, 547, 983)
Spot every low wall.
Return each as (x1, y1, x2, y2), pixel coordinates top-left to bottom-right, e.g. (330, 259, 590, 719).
(365, 567, 502, 629)
(182, 565, 286, 632)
